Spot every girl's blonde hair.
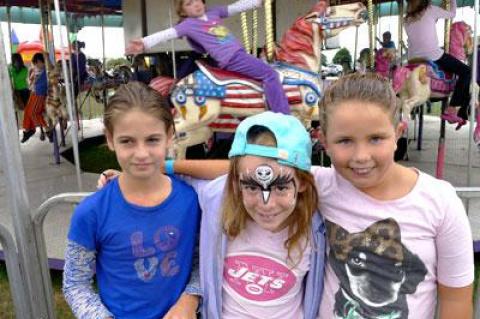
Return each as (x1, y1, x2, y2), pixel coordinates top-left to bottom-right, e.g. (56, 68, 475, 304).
(174, 0, 206, 20)
(103, 81, 174, 134)
(222, 126, 318, 265)
(405, 0, 431, 23)
(319, 72, 399, 134)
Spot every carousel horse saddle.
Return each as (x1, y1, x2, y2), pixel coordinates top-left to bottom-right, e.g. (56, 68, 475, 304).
(406, 58, 455, 94)
(195, 61, 264, 91)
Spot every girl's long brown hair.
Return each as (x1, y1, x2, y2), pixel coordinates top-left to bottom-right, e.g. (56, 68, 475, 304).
(221, 127, 319, 266)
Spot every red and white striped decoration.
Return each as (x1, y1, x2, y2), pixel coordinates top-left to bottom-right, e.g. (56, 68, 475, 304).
(220, 84, 302, 109)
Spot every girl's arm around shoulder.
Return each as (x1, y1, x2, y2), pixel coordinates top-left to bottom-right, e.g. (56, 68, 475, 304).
(438, 283, 473, 319)
(227, 0, 263, 16)
(63, 240, 113, 318)
(174, 159, 229, 180)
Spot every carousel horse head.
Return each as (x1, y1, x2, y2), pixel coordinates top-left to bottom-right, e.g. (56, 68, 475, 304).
(395, 64, 431, 121)
(276, 1, 367, 72)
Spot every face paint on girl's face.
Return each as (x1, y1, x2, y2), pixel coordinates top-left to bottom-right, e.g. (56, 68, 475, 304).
(239, 165, 297, 205)
(237, 156, 300, 232)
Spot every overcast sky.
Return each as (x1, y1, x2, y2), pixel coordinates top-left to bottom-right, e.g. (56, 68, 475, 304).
(1, 22, 126, 62)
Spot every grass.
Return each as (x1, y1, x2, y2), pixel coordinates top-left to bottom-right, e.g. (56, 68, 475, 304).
(62, 135, 120, 174)
(0, 263, 75, 318)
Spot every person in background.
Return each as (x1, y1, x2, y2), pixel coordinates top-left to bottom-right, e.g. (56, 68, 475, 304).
(21, 52, 49, 143)
(376, 31, 396, 50)
(9, 53, 30, 110)
(405, 0, 470, 129)
(71, 40, 88, 98)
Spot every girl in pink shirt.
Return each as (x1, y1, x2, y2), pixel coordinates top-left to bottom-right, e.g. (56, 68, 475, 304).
(314, 72, 473, 318)
(405, 0, 471, 129)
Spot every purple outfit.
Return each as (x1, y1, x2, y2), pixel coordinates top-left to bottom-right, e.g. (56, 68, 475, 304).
(172, 6, 290, 114)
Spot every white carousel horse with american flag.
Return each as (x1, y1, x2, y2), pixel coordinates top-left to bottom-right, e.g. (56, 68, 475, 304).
(150, 0, 367, 158)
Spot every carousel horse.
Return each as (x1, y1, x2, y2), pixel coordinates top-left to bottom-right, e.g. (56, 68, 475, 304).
(392, 21, 473, 121)
(84, 59, 133, 104)
(150, 1, 367, 158)
(45, 66, 68, 133)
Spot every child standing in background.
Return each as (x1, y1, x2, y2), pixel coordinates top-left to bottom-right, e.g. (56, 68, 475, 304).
(63, 81, 201, 319)
(126, 0, 290, 114)
(9, 53, 30, 109)
(376, 31, 396, 50)
(405, 0, 471, 129)
(21, 52, 48, 143)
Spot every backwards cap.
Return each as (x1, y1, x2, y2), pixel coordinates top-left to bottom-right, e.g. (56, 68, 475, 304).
(228, 112, 312, 171)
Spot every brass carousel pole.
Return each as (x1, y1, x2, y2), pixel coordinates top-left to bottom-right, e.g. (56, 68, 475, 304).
(367, 0, 375, 70)
(252, 9, 258, 57)
(398, 0, 404, 64)
(241, 12, 251, 54)
(264, 0, 275, 62)
(443, 0, 451, 53)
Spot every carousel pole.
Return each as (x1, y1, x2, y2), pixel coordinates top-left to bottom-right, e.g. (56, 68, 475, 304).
(354, 26, 359, 71)
(264, 0, 275, 62)
(6, 2, 20, 129)
(101, 9, 108, 108)
(367, 0, 375, 70)
(435, 0, 453, 179)
(53, 0, 83, 192)
(252, 9, 258, 57)
(0, 19, 50, 319)
(63, 0, 82, 141)
(398, 0, 404, 64)
(467, 0, 479, 186)
(241, 12, 251, 54)
(168, 0, 177, 79)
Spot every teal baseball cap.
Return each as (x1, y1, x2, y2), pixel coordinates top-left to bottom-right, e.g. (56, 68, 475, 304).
(228, 112, 312, 171)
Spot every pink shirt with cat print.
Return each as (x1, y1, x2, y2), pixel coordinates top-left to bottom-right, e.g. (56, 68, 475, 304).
(312, 166, 473, 319)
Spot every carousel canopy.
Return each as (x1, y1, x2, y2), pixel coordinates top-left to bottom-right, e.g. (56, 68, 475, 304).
(0, 0, 121, 15)
(331, 0, 477, 16)
(0, 7, 122, 27)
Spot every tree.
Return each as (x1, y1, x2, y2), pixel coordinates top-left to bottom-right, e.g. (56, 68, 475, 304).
(106, 57, 130, 70)
(333, 48, 352, 72)
(321, 53, 328, 66)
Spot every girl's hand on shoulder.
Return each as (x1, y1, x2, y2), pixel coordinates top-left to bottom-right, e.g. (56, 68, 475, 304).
(125, 38, 145, 55)
(162, 293, 199, 319)
(97, 169, 121, 189)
